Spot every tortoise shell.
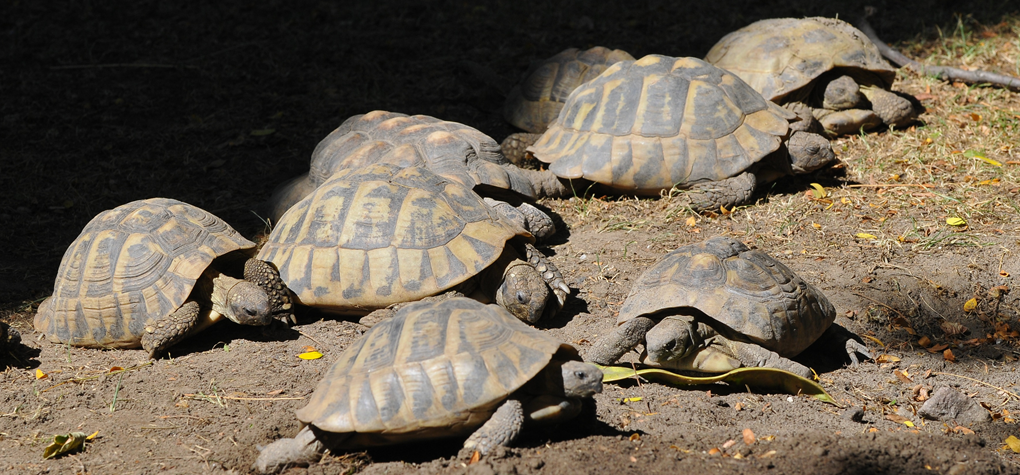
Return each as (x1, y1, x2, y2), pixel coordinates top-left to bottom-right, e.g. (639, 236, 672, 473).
(618, 236, 835, 357)
(294, 297, 575, 447)
(704, 17, 896, 104)
(504, 46, 634, 133)
(34, 198, 255, 348)
(310, 111, 536, 200)
(257, 163, 530, 314)
(527, 55, 793, 194)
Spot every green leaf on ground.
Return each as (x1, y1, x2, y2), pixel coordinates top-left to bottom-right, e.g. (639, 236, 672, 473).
(43, 432, 88, 459)
(596, 365, 838, 406)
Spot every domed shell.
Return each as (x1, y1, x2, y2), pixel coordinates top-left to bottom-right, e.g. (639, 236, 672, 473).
(311, 111, 536, 200)
(34, 198, 255, 348)
(294, 297, 574, 446)
(257, 164, 529, 314)
(704, 17, 896, 104)
(528, 55, 792, 194)
(504, 46, 635, 133)
(619, 236, 835, 357)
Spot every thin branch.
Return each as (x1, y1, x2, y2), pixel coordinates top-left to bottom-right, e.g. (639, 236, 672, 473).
(50, 63, 198, 70)
(855, 7, 1020, 90)
(933, 371, 1020, 400)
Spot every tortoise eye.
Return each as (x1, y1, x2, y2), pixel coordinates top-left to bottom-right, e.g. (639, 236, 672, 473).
(575, 370, 587, 380)
(516, 291, 529, 304)
(808, 144, 820, 154)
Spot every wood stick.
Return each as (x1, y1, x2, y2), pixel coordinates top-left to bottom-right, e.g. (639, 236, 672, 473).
(855, 7, 1020, 90)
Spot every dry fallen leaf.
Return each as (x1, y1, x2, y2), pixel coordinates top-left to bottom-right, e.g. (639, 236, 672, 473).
(875, 354, 901, 364)
(893, 370, 913, 384)
(943, 348, 956, 362)
(940, 321, 968, 336)
(917, 336, 932, 348)
(809, 183, 826, 199)
(468, 450, 481, 464)
(963, 298, 978, 312)
(856, 232, 878, 240)
(35, 369, 47, 379)
(629, 433, 641, 442)
(742, 428, 756, 445)
(946, 217, 967, 226)
(685, 216, 697, 227)
(1003, 435, 1020, 453)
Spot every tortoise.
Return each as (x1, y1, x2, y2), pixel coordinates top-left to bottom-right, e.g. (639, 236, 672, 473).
(587, 236, 871, 378)
(253, 297, 602, 473)
(523, 55, 836, 211)
(705, 17, 917, 136)
(501, 46, 634, 164)
(265, 111, 554, 241)
(34, 198, 294, 358)
(257, 163, 569, 324)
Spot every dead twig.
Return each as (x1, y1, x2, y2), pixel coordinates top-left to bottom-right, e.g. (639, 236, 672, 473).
(932, 372, 1020, 400)
(181, 394, 303, 401)
(297, 329, 324, 348)
(40, 362, 153, 393)
(845, 184, 935, 188)
(856, 7, 1020, 90)
(49, 63, 198, 70)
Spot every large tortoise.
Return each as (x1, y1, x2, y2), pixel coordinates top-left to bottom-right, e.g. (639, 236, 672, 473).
(501, 46, 634, 163)
(705, 17, 916, 136)
(253, 297, 603, 473)
(587, 236, 870, 378)
(524, 55, 836, 211)
(34, 198, 293, 358)
(258, 163, 569, 324)
(266, 111, 552, 240)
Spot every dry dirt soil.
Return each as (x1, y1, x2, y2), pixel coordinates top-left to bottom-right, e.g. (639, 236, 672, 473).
(3, 1, 1020, 474)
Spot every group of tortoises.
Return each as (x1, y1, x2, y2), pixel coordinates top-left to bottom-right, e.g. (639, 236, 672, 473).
(30, 17, 900, 473)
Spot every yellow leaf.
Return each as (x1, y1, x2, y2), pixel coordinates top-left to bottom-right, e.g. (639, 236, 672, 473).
(862, 335, 885, 347)
(86, 431, 99, 440)
(946, 217, 966, 226)
(974, 155, 1003, 167)
(1005, 435, 1020, 453)
(809, 183, 826, 199)
(297, 351, 323, 360)
(620, 397, 643, 403)
(35, 369, 47, 379)
(964, 298, 978, 312)
(811, 223, 821, 229)
(904, 420, 915, 427)
(856, 233, 878, 240)
(685, 216, 697, 227)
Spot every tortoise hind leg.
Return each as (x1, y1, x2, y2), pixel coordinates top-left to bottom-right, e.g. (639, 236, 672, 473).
(244, 258, 295, 325)
(141, 300, 202, 358)
(500, 133, 543, 167)
(462, 399, 525, 456)
(523, 243, 569, 306)
(253, 425, 332, 474)
(684, 172, 757, 212)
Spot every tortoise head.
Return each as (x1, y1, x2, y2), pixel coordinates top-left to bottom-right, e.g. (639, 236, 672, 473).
(786, 131, 835, 175)
(559, 360, 603, 398)
(820, 75, 863, 111)
(643, 314, 698, 366)
(215, 276, 273, 326)
(495, 260, 550, 324)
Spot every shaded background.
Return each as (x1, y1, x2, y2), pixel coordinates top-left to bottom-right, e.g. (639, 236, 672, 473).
(3, 0, 1018, 306)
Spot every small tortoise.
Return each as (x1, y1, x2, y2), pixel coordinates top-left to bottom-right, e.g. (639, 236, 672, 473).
(258, 163, 569, 324)
(253, 297, 603, 473)
(705, 17, 916, 136)
(34, 198, 293, 358)
(266, 111, 552, 240)
(501, 46, 634, 164)
(587, 236, 870, 378)
(523, 55, 836, 211)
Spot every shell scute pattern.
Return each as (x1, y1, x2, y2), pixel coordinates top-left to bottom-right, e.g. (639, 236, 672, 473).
(704, 17, 895, 104)
(310, 111, 534, 200)
(258, 164, 523, 313)
(619, 237, 834, 356)
(34, 198, 254, 349)
(505, 46, 635, 133)
(530, 55, 790, 193)
(295, 298, 564, 442)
